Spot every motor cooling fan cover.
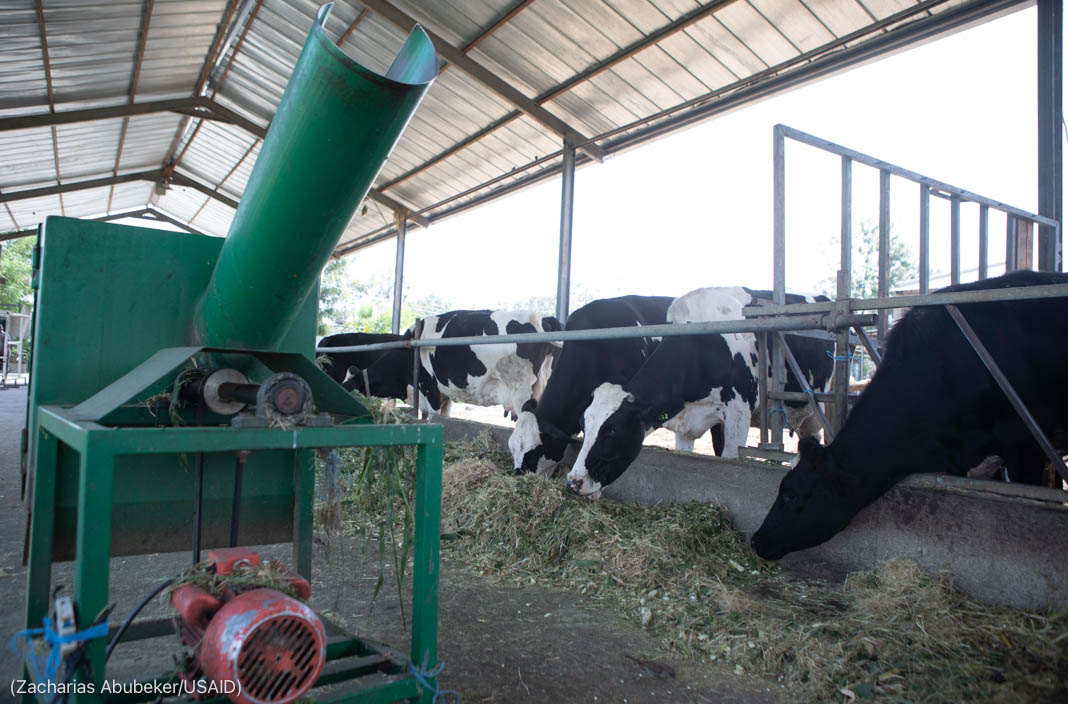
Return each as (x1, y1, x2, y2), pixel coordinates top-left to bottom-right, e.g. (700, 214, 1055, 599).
(199, 588, 326, 704)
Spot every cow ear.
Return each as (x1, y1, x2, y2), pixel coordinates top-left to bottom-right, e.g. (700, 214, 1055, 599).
(798, 435, 824, 460)
(541, 316, 563, 332)
(522, 398, 537, 413)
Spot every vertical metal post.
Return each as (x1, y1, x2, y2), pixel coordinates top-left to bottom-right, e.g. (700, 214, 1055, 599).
(411, 431, 443, 702)
(770, 125, 786, 449)
(24, 430, 58, 637)
(391, 213, 407, 335)
(556, 134, 576, 324)
(833, 156, 852, 433)
(1017, 219, 1035, 270)
(1006, 215, 1017, 272)
(950, 196, 961, 285)
(73, 441, 115, 699)
(1038, 0, 1063, 272)
(757, 332, 769, 445)
(411, 318, 424, 419)
(293, 450, 314, 579)
(919, 184, 930, 294)
(877, 169, 890, 340)
(979, 204, 989, 280)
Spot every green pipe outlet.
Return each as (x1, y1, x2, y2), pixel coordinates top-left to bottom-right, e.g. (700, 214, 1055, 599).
(195, 2, 437, 350)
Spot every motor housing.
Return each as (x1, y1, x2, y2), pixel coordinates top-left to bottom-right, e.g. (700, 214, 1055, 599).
(170, 551, 324, 704)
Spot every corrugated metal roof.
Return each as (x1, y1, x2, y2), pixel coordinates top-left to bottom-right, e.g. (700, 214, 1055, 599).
(0, 0, 1023, 246)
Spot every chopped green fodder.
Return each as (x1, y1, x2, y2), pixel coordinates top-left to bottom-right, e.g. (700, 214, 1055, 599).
(165, 560, 305, 602)
(429, 438, 1067, 703)
(316, 394, 417, 618)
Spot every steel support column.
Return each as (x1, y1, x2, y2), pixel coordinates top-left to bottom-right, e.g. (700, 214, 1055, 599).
(769, 125, 787, 449)
(833, 156, 852, 434)
(556, 135, 576, 324)
(877, 169, 891, 340)
(392, 213, 407, 335)
(1038, 0, 1063, 272)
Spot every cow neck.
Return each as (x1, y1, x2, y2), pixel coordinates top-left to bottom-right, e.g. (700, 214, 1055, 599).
(533, 344, 597, 435)
(825, 360, 943, 499)
(624, 337, 695, 431)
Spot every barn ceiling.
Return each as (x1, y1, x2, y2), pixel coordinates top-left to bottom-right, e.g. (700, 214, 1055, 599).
(0, 0, 1029, 255)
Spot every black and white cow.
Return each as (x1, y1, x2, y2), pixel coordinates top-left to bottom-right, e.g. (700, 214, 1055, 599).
(751, 271, 1068, 560)
(415, 309, 562, 418)
(566, 286, 834, 499)
(318, 332, 404, 388)
(354, 310, 562, 417)
(508, 295, 676, 475)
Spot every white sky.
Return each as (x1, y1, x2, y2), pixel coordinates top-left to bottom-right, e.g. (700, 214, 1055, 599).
(343, 5, 1054, 312)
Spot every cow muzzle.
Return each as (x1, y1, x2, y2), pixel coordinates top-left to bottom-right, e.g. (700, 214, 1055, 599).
(565, 477, 601, 500)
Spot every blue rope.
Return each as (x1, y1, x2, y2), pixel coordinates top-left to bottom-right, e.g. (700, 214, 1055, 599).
(826, 349, 854, 362)
(767, 406, 794, 431)
(10, 618, 109, 685)
(408, 659, 461, 703)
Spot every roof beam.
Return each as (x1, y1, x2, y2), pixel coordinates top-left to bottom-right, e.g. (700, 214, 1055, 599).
(109, 0, 156, 213)
(34, 0, 64, 217)
(168, 172, 239, 210)
(0, 170, 163, 204)
(0, 169, 241, 215)
(155, 0, 241, 190)
(380, 0, 736, 190)
(96, 207, 207, 236)
(359, 0, 605, 162)
(337, 7, 369, 46)
(0, 97, 266, 137)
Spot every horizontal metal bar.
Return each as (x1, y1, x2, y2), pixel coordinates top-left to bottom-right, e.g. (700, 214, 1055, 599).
(770, 390, 860, 403)
(780, 125, 1059, 228)
(743, 283, 1068, 316)
(38, 406, 443, 453)
(316, 313, 877, 354)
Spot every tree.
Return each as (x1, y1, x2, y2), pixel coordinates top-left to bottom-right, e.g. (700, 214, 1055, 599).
(821, 221, 915, 299)
(0, 238, 33, 307)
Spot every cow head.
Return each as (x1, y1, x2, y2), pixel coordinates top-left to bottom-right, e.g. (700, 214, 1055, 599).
(750, 436, 864, 560)
(509, 400, 572, 476)
(566, 383, 645, 499)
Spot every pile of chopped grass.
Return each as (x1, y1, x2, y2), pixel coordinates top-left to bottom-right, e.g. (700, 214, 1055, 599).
(433, 438, 1068, 703)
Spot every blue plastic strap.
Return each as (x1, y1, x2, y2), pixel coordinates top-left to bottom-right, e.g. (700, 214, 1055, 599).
(10, 618, 110, 685)
(826, 349, 854, 362)
(408, 659, 461, 704)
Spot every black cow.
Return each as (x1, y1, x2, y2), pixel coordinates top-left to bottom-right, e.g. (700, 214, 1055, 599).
(751, 271, 1068, 560)
(566, 286, 834, 498)
(508, 295, 676, 475)
(318, 332, 404, 388)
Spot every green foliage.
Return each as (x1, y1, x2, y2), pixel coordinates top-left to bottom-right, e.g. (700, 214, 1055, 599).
(0, 238, 33, 307)
(316, 258, 452, 335)
(821, 221, 916, 299)
(850, 221, 916, 299)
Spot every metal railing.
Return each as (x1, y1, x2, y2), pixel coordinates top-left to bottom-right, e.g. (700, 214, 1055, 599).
(316, 125, 1064, 480)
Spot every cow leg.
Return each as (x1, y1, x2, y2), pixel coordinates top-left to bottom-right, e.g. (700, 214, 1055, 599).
(721, 401, 752, 459)
(710, 423, 725, 457)
(674, 434, 695, 452)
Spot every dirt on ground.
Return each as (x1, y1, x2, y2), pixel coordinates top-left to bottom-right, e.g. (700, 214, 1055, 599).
(0, 388, 792, 703)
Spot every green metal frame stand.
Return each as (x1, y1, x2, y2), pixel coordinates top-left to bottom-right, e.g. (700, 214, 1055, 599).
(20, 4, 441, 701)
(26, 410, 443, 704)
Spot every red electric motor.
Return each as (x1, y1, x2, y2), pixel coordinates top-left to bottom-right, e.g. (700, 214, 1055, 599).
(170, 549, 326, 704)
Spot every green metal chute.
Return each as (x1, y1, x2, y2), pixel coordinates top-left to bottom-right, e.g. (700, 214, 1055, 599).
(195, 2, 438, 351)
